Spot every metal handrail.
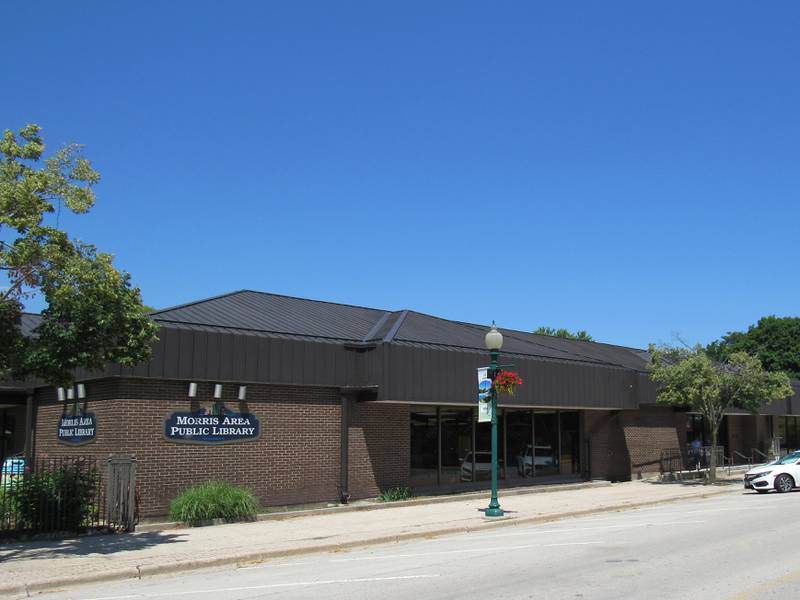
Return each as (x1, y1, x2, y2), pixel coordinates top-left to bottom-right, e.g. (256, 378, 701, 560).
(751, 448, 770, 464)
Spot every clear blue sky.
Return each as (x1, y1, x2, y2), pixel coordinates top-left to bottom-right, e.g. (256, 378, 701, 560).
(2, 2, 799, 349)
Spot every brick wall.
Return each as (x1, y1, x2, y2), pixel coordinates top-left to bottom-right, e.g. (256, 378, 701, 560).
(583, 407, 682, 480)
(34, 378, 414, 517)
(621, 405, 681, 478)
(347, 402, 410, 497)
(583, 410, 630, 481)
(35, 379, 346, 516)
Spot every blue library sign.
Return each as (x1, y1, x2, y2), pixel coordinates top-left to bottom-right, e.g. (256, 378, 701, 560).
(165, 408, 261, 445)
(58, 411, 97, 445)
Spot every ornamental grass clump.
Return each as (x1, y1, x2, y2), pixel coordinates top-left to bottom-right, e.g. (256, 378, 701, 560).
(169, 481, 258, 526)
(377, 487, 412, 502)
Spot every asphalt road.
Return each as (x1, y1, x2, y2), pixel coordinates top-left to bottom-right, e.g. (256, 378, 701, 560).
(36, 488, 800, 600)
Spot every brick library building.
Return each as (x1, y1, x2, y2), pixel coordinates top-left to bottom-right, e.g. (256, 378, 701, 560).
(2, 290, 798, 517)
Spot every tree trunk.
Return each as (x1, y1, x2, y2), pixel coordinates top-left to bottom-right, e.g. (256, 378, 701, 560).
(709, 425, 718, 483)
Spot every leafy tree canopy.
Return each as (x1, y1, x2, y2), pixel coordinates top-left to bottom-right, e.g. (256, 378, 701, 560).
(707, 316, 800, 379)
(648, 344, 793, 481)
(533, 326, 594, 341)
(1, 124, 159, 386)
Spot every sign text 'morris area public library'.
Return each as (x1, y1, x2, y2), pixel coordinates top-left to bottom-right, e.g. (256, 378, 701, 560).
(164, 410, 261, 444)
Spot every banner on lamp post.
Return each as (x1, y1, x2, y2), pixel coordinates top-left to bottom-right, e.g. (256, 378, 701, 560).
(477, 368, 492, 422)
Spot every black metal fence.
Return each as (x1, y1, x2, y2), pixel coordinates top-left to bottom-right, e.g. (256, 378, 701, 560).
(660, 448, 684, 474)
(0, 455, 137, 538)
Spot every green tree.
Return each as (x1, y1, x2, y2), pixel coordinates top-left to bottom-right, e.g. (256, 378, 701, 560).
(707, 316, 800, 379)
(649, 345, 793, 482)
(533, 326, 594, 341)
(1, 124, 158, 385)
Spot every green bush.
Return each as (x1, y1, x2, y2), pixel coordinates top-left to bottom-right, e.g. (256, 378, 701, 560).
(9, 465, 98, 532)
(377, 487, 412, 502)
(169, 481, 258, 526)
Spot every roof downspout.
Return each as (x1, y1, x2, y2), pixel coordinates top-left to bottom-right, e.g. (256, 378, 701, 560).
(339, 392, 350, 504)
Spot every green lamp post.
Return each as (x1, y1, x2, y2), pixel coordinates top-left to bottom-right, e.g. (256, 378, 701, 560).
(484, 322, 504, 517)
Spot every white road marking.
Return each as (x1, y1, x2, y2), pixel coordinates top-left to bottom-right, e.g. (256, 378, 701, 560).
(74, 574, 441, 600)
(329, 540, 603, 562)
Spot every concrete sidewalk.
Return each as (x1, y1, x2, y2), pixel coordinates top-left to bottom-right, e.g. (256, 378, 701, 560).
(0, 478, 743, 598)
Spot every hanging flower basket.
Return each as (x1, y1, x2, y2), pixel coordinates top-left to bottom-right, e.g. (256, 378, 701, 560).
(494, 370, 523, 395)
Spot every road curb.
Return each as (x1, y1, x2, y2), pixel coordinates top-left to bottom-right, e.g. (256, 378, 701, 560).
(0, 486, 738, 599)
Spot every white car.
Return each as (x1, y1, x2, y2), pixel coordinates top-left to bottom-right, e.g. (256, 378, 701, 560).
(516, 444, 555, 476)
(744, 451, 800, 493)
(460, 452, 504, 481)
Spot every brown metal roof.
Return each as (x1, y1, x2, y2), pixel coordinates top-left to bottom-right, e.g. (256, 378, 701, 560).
(149, 290, 651, 371)
(151, 290, 387, 342)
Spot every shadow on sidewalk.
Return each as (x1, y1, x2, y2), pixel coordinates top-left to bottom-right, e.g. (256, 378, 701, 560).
(0, 531, 187, 563)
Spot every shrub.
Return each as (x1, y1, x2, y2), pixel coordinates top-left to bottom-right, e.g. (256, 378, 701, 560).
(377, 487, 412, 502)
(169, 481, 258, 526)
(9, 465, 98, 532)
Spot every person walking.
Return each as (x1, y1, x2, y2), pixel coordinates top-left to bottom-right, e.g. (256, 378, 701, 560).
(690, 437, 703, 470)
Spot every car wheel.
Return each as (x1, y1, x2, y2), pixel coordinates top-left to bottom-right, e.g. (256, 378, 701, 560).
(755, 489, 769, 494)
(775, 474, 795, 493)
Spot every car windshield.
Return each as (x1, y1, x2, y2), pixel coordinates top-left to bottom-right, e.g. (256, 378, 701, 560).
(774, 452, 800, 465)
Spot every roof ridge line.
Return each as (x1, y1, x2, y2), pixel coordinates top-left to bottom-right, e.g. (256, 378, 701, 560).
(383, 310, 409, 343)
(498, 329, 639, 371)
(229, 289, 390, 314)
(402, 310, 646, 354)
(392, 338, 645, 371)
(153, 318, 364, 342)
(362, 311, 392, 342)
(149, 290, 248, 315)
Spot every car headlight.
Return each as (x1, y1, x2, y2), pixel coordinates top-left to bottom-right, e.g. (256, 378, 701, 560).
(754, 471, 772, 478)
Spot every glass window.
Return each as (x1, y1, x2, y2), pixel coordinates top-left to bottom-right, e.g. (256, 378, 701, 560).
(506, 410, 533, 480)
(410, 411, 438, 487)
(778, 417, 788, 449)
(785, 417, 800, 450)
(534, 411, 559, 476)
(440, 410, 473, 484)
(473, 411, 505, 482)
(560, 412, 580, 475)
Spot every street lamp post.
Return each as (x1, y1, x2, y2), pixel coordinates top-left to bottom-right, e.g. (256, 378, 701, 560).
(484, 322, 504, 517)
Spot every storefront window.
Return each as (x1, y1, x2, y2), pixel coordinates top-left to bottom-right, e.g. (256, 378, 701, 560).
(0, 411, 16, 465)
(409, 407, 582, 488)
(410, 411, 438, 487)
(440, 410, 473, 485)
(560, 412, 580, 475)
(779, 417, 800, 450)
(686, 414, 729, 454)
(534, 411, 559, 476)
(474, 411, 504, 482)
(506, 410, 533, 480)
